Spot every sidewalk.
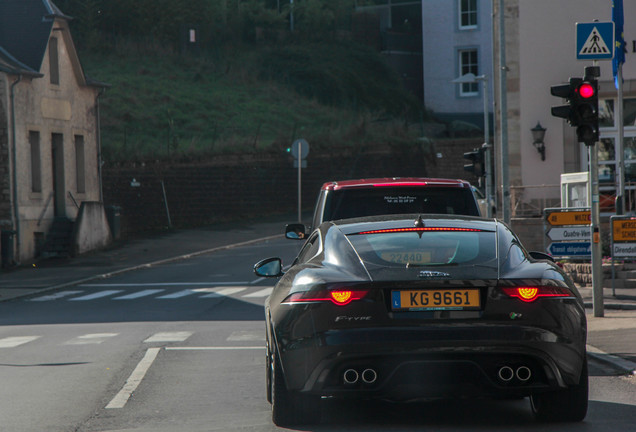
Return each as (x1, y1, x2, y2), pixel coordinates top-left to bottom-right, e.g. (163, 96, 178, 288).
(0, 217, 287, 301)
(1, 218, 635, 375)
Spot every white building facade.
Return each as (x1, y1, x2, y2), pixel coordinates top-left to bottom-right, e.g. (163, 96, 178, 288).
(493, 0, 636, 216)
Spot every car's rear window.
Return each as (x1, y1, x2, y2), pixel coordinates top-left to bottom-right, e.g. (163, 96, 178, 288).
(347, 228, 497, 267)
(324, 187, 479, 220)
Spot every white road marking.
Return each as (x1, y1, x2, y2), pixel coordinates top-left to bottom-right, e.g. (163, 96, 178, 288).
(227, 331, 263, 342)
(143, 332, 193, 343)
(165, 346, 264, 351)
(69, 290, 124, 301)
(199, 287, 247, 298)
(156, 289, 196, 299)
(0, 336, 41, 348)
(64, 333, 119, 345)
(81, 282, 249, 287)
(242, 287, 273, 298)
(114, 289, 165, 300)
(29, 290, 83, 301)
(106, 347, 161, 409)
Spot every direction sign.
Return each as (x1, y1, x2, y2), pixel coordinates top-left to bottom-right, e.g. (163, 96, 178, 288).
(612, 218, 636, 242)
(547, 227, 590, 242)
(576, 22, 614, 60)
(613, 243, 636, 258)
(545, 209, 591, 226)
(547, 242, 591, 257)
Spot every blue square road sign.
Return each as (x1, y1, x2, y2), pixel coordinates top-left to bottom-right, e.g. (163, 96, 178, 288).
(576, 22, 614, 60)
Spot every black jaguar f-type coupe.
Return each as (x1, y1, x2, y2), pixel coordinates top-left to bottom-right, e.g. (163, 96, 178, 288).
(254, 215, 587, 426)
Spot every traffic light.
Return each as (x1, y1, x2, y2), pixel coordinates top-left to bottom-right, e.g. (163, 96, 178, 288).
(550, 77, 582, 126)
(550, 67, 600, 146)
(574, 78, 598, 146)
(463, 148, 485, 177)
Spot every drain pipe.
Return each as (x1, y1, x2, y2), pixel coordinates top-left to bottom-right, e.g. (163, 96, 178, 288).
(95, 87, 106, 202)
(10, 74, 22, 264)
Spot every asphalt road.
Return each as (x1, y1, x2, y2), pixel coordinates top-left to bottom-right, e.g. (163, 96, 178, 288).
(0, 237, 635, 432)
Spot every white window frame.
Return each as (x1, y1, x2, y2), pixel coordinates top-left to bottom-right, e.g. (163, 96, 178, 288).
(459, 0, 478, 30)
(458, 49, 479, 97)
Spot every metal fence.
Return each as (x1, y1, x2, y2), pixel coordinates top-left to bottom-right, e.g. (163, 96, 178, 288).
(510, 184, 560, 218)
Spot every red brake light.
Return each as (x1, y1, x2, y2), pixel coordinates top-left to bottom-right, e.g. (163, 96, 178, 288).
(283, 289, 369, 306)
(372, 182, 427, 187)
(501, 286, 572, 302)
(330, 290, 354, 305)
(354, 227, 482, 235)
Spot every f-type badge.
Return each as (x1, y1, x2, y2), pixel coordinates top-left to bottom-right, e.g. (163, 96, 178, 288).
(418, 271, 451, 279)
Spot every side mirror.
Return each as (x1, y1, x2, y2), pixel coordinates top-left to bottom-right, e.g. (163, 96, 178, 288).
(285, 223, 307, 240)
(529, 251, 555, 263)
(254, 257, 284, 277)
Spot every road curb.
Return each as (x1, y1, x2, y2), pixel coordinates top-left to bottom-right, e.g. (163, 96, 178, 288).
(587, 344, 636, 376)
(584, 302, 636, 311)
(1, 234, 282, 302)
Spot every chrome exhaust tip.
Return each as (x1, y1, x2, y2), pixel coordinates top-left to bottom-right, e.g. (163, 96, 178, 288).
(516, 366, 532, 382)
(497, 366, 514, 382)
(343, 368, 359, 385)
(361, 368, 378, 384)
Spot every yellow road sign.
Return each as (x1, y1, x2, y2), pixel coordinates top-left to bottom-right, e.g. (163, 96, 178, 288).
(612, 219, 636, 242)
(546, 210, 591, 226)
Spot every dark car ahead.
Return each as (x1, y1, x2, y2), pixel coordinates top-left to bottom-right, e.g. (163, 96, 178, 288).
(287, 178, 482, 238)
(255, 215, 587, 426)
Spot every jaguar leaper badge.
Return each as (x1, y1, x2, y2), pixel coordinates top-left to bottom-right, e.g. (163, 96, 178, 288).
(418, 271, 451, 279)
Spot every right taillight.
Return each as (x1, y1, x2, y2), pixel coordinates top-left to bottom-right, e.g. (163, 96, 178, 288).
(282, 288, 369, 306)
(501, 286, 573, 302)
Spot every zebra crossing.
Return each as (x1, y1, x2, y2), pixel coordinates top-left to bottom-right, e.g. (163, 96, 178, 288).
(27, 285, 274, 302)
(0, 330, 263, 349)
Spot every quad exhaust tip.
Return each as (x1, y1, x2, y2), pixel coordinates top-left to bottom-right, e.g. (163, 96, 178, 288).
(497, 365, 532, 383)
(497, 366, 515, 382)
(361, 368, 378, 384)
(516, 366, 532, 382)
(343, 368, 378, 385)
(343, 368, 359, 385)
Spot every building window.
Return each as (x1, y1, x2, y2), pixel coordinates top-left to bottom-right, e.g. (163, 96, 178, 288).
(597, 97, 636, 213)
(49, 37, 59, 85)
(29, 131, 42, 193)
(458, 49, 479, 96)
(459, 0, 478, 29)
(75, 135, 85, 194)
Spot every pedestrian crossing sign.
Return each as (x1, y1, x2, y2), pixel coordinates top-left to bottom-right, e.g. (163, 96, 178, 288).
(576, 22, 614, 60)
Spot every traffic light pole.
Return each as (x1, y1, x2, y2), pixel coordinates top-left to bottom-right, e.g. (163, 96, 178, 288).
(587, 65, 604, 318)
(550, 65, 603, 317)
(590, 141, 604, 317)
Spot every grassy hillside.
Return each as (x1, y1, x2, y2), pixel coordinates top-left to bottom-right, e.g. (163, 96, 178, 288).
(80, 41, 426, 162)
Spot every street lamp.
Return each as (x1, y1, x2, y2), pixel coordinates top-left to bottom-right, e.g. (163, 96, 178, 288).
(452, 73, 493, 217)
(531, 122, 546, 161)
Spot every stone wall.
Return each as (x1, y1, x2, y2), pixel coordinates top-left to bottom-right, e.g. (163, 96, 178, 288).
(102, 138, 484, 235)
(510, 218, 546, 252)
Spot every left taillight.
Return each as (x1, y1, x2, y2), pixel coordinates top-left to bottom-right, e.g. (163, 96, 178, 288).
(283, 289, 369, 306)
(501, 286, 573, 302)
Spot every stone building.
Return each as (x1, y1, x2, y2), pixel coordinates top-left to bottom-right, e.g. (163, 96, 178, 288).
(0, 0, 110, 266)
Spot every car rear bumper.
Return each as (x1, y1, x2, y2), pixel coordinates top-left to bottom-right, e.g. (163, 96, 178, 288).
(276, 325, 586, 400)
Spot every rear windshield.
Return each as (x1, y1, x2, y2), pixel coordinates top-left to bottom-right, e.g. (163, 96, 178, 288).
(324, 187, 479, 220)
(347, 228, 497, 267)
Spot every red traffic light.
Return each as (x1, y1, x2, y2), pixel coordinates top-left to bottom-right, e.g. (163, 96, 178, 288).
(578, 82, 595, 99)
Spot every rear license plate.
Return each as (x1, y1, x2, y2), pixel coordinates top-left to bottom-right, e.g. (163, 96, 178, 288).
(391, 289, 481, 311)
